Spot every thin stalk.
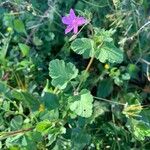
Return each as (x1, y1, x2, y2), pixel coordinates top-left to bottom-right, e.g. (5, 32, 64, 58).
(85, 56, 94, 72)
(81, 0, 108, 8)
(75, 42, 103, 92)
(0, 127, 34, 141)
(131, 2, 142, 56)
(0, 32, 5, 39)
(94, 96, 126, 106)
(140, 58, 150, 81)
(140, 58, 150, 65)
(76, 56, 94, 92)
(69, 21, 90, 42)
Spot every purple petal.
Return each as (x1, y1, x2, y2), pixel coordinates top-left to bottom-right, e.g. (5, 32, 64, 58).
(77, 17, 87, 26)
(65, 25, 73, 34)
(69, 9, 76, 20)
(73, 26, 78, 34)
(62, 16, 71, 25)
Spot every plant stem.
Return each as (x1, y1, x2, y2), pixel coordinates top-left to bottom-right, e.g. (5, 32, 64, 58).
(81, 0, 108, 8)
(140, 58, 150, 65)
(85, 57, 94, 72)
(75, 41, 104, 92)
(0, 127, 34, 140)
(140, 58, 150, 81)
(69, 21, 90, 42)
(76, 57, 94, 92)
(94, 96, 126, 106)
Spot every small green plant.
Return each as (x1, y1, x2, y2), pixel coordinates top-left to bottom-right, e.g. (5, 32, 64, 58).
(0, 0, 150, 149)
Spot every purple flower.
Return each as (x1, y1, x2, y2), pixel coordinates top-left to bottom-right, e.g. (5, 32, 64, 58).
(62, 9, 87, 34)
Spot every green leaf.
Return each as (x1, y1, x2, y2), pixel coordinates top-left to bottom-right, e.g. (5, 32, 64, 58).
(71, 128, 91, 150)
(3, 13, 14, 27)
(127, 64, 139, 79)
(21, 133, 40, 150)
(11, 90, 40, 111)
(13, 19, 26, 34)
(5, 134, 23, 148)
(41, 92, 59, 110)
(92, 101, 108, 119)
(95, 42, 123, 63)
(97, 79, 113, 98)
(70, 89, 93, 118)
(39, 109, 59, 121)
(0, 36, 11, 59)
(140, 109, 150, 125)
(121, 73, 130, 80)
(26, 131, 42, 143)
(0, 81, 8, 94)
(18, 43, 30, 57)
(49, 59, 78, 89)
(71, 38, 95, 58)
(93, 28, 115, 43)
(10, 115, 23, 130)
(36, 120, 65, 136)
(128, 119, 150, 140)
(33, 36, 43, 46)
(36, 120, 51, 133)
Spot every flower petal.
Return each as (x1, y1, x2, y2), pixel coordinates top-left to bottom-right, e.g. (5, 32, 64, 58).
(65, 25, 73, 34)
(62, 16, 71, 25)
(73, 26, 78, 34)
(77, 17, 87, 26)
(69, 9, 76, 20)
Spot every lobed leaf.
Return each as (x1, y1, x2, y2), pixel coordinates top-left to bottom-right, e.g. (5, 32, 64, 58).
(49, 59, 78, 89)
(71, 38, 95, 58)
(95, 42, 123, 63)
(70, 89, 93, 118)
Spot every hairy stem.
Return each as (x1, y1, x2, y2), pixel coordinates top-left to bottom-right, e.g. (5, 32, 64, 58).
(0, 127, 34, 140)
(76, 57, 94, 92)
(94, 96, 126, 106)
(85, 57, 94, 72)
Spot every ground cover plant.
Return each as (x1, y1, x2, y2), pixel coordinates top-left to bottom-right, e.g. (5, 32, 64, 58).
(0, 0, 150, 149)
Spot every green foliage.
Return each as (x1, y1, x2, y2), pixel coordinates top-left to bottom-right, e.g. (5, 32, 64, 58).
(10, 115, 23, 130)
(71, 29, 123, 63)
(97, 79, 113, 98)
(95, 42, 123, 63)
(18, 43, 30, 57)
(71, 38, 95, 58)
(127, 119, 150, 141)
(71, 128, 91, 150)
(36, 120, 52, 133)
(49, 59, 78, 89)
(41, 92, 59, 110)
(13, 19, 26, 34)
(70, 89, 93, 118)
(0, 0, 150, 149)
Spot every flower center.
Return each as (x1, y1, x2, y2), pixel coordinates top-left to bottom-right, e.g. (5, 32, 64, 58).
(72, 18, 78, 26)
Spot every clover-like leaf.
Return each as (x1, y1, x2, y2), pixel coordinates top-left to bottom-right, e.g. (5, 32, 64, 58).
(95, 42, 123, 63)
(70, 89, 93, 118)
(71, 38, 95, 58)
(49, 59, 78, 89)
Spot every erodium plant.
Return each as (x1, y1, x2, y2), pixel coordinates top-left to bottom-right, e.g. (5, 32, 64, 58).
(0, 1, 150, 150)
